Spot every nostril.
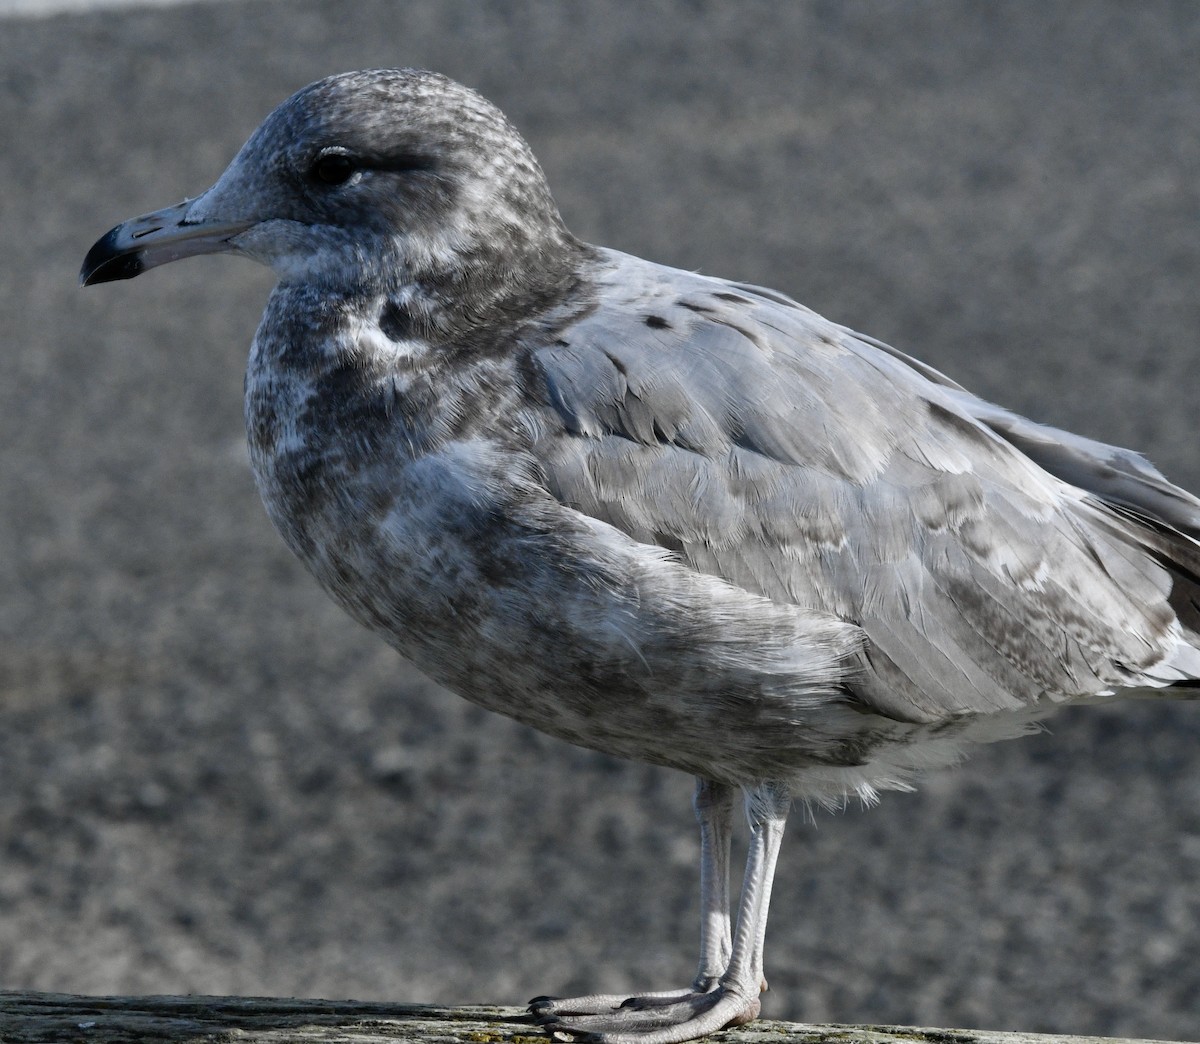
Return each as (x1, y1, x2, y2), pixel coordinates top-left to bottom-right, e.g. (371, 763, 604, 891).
(132, 225, 165, 239)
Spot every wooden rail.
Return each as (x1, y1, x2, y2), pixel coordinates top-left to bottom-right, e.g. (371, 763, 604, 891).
(0, 991, 1180, 1044)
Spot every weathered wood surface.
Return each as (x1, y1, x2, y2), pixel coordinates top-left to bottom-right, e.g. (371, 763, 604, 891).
(0, 992, 1184, 1044)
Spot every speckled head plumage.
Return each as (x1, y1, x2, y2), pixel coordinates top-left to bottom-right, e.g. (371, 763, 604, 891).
(83, 69, 580, 304)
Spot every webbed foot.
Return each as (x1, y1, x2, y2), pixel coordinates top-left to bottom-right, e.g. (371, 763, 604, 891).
(530, 984, 760, 1043)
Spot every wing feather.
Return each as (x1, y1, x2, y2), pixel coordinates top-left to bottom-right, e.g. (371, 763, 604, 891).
(523, 249, 1199, 722)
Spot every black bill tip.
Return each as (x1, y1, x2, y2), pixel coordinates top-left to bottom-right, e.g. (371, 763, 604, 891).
(80, 226, 145, 286)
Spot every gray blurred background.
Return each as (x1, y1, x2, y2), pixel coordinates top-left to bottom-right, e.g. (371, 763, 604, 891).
(2, 1, 1199, 1039)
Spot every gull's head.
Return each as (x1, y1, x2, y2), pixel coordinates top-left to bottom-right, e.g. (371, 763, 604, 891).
(81, 69, 576, 294)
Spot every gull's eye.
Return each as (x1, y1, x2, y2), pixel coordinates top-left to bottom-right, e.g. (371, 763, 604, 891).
(310, 151, 357, 186)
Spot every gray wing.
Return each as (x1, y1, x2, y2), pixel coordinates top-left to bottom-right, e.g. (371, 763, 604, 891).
(523, 248, 1200, 724)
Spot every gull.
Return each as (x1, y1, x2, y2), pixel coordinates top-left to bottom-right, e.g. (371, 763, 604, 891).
(81, 69, 1200, 1043)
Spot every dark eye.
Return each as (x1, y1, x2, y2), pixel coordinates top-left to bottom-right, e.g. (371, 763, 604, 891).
(310, 151, 356, 186)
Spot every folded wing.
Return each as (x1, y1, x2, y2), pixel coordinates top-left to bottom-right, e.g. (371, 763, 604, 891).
(525, 250, 1200, 724)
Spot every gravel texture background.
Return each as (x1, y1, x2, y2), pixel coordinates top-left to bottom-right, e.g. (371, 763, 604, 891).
(2, 2, 1199, 1039)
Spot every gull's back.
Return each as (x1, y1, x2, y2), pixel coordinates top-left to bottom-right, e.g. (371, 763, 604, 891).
(526, 248, 1200, 747)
